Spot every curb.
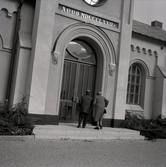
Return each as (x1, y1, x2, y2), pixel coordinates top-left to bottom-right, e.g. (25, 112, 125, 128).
(0, 135, 35, 141)
(154, 139, 166, 142)
(0, 135, 166, 142)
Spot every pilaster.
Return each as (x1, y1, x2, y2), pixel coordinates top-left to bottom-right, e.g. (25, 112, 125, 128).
(113, 0, 134, 122)
(28, 0, 55, 115)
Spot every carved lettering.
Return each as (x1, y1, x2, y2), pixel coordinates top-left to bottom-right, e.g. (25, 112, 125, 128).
(60, 5, 119, 28)
(81, 13, 85, 18)
(62, 6, 66, 12)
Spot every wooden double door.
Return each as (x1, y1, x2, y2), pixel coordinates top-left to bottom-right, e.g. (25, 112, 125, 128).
(59, 40, 96, 122)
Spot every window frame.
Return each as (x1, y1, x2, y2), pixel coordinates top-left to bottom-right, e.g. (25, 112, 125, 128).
(126, 64, 142, 105)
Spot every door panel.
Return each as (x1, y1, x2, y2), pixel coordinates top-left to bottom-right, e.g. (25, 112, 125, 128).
(59, 61, 77, 121)
(77, 64, 96, 122)
(59, 61, 96, 122)
(78, 64, 96, 98)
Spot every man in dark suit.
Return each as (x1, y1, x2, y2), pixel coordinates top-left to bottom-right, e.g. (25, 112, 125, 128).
(77, 90, 93, 128)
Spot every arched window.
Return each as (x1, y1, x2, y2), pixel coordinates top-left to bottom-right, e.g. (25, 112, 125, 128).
(126, 64, 142, 105)
(66, 40, 96, 64)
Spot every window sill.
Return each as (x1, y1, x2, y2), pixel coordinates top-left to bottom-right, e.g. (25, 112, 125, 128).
(126, 104, 144, 112)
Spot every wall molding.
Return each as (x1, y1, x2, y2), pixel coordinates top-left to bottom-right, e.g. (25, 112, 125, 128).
(131, 44, 158, 57)
(130, 59, 155, 80)
(0, 35, 12, 53)
(52, 22, 116, 114)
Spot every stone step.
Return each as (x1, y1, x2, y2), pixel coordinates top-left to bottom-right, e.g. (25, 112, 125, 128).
(33, 123, 145, 140)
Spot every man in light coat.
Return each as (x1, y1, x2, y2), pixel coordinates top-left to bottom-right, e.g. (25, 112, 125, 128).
(93, 91, 109, 130)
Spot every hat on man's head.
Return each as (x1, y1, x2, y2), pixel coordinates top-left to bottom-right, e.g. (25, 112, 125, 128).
(97, 91, 102, 95)
(86, 89, 91, 94)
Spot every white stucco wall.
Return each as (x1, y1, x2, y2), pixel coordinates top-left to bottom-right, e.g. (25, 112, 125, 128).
(131, 31, 166, 119)
(28, 0, 134, 121)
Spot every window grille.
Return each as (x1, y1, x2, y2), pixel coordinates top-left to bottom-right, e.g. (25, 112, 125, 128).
(126, 64, 141, 104)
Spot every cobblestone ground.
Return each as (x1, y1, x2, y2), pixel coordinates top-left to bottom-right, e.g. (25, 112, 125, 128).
(0, 139, 166, 167)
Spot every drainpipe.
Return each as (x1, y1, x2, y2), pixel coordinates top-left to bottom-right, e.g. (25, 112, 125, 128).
(5, 0, 24, 107)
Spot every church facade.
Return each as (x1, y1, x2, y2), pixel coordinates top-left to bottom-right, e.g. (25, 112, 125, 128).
(0, 0, 166, 127)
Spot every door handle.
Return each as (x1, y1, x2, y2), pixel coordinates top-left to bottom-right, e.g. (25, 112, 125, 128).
(72, 96, 79, 103)
(75, 97, 79, 103)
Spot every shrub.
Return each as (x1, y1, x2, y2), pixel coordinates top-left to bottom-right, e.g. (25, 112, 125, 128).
(124, 111, 166, 140)
(0, 96, 35, 135)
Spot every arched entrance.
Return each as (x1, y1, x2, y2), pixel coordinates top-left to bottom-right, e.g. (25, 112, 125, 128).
(59, 40, 96, 122)
(52, 23, 116, 123)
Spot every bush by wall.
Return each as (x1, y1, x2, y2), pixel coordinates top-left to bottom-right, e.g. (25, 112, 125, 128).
(124, 111, 166, 140)
(0, 96, 35, 135)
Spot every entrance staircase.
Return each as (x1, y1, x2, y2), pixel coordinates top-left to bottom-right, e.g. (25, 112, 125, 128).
(33, 123, 145, 140)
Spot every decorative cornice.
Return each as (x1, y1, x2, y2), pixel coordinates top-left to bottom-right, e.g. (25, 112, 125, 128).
(0, 8, 16, 17)
(131, 44, 158, 56)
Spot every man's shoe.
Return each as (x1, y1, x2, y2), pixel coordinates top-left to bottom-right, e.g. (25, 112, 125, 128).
(82, 126, 85, 128)
(94, 127, 100, 130)
(100, 125, 102, 129)
(77, 125, 80, 128)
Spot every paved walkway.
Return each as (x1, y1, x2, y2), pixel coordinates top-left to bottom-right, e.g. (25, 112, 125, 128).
(0, 138, 166, 167)
(33, 123, 144, 140)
